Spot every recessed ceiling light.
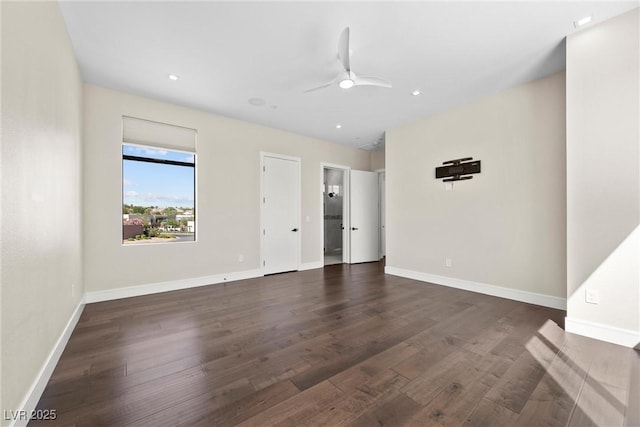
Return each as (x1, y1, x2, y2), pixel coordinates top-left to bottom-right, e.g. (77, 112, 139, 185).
(248, 97, 266, 106)
(574, 16, 592, 28)
(168, 74, 179, 81)
(336, 124, 342, 129)
(411, 90, 421, 96)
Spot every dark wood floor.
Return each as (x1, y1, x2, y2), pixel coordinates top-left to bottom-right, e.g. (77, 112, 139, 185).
(32, 262, 638, 426)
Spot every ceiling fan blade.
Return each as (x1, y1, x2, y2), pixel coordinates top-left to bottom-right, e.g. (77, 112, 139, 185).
(338, 27, 350, 72)
(303, 80, 334, 93)
(353, 76, 392, 88)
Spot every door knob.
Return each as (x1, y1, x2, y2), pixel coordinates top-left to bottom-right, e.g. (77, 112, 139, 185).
(351, 227, 358, 231)
(291, 228, 298, 232)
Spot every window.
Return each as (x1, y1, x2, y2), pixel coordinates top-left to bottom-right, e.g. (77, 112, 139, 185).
(121, 117, 196, 244)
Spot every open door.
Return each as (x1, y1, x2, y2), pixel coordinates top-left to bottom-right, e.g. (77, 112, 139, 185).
(350, 170, 379, 263)
(379, 172, 386, 259)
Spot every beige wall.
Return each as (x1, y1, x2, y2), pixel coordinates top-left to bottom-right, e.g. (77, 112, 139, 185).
(386, 72, 566, 299)
(370, 147, 385, 171)
(1, 1, 83, 415)
(566, 9, 639, 341)
(83, 85, 370, 292)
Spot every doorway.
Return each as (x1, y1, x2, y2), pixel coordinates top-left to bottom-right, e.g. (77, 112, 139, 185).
(323, 166, 348, 265)
(261, 153, 301, 275)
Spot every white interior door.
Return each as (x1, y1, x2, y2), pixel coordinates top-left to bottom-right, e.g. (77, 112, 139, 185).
(262, 155, 300, 274)
(350, 170, 379, 263)
(380, 172, 386, 258)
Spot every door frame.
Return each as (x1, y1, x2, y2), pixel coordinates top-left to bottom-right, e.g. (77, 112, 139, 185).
(376, 169, 386, 260)
(260, 152, 302, 275)
(320, 163, 351, 265)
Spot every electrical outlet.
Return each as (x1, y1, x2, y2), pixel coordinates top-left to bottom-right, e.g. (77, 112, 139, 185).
(238, 254, 244, 262)
(585, 289, 599, 304)
(445, 258, 452, 267)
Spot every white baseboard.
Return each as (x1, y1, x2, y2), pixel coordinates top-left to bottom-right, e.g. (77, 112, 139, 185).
(384, 266, 566, 310)
(9, 301, 85, 427)
(84, 269, 263, 303)
(565, 317, 640, 348)
(299, 261, 323, 271)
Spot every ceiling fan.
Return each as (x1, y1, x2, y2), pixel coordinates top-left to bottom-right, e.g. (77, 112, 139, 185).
(305, 27, 392, 93)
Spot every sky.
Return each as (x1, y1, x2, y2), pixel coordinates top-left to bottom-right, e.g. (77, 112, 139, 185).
(123, 144, 195, 208)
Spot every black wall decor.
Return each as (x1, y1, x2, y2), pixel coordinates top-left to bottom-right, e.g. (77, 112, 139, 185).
(435, 157, 481, 182)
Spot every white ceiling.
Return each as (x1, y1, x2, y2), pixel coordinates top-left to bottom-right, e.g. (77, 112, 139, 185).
(59, 1, 638, 151)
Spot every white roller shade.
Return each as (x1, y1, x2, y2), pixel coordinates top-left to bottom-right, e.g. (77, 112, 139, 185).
(123, 116, 196, 152)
